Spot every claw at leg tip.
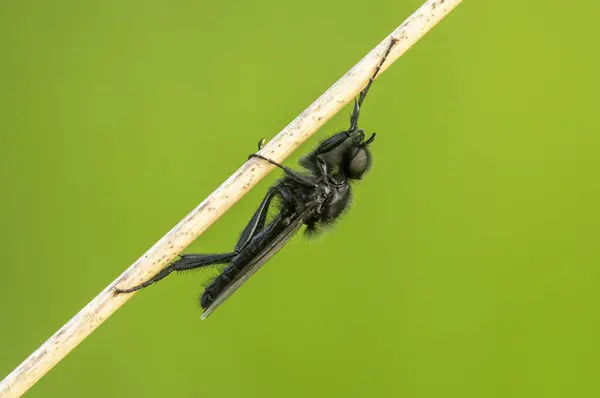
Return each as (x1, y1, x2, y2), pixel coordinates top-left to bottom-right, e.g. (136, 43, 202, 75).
(257, 138, 266, 150)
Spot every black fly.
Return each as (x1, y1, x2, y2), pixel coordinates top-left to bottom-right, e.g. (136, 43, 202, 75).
(115, 38, 398, 318)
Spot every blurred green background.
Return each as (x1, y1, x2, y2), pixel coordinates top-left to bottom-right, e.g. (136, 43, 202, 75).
(1, 0, 599, 397)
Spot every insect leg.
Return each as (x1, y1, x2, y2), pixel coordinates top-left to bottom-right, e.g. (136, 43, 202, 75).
(255, 137, 329, 179)
(116, 187, 288, 294)
(349, 37, 398, 131)
(249, 154, 316, 187)
(312, 131, 361, 155)
(115, 253, 235, 293)
(235, 187, 279, 251)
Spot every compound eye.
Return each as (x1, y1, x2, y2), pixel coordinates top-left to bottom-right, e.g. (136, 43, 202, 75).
(347, 146, 370, 179)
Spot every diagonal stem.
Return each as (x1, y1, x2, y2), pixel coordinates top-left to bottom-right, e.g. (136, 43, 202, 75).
(0, 1, 464, 397)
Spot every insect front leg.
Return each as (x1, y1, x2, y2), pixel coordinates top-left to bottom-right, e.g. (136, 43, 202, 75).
(349, 37, 398, 131)
(312, 130, 364, 156)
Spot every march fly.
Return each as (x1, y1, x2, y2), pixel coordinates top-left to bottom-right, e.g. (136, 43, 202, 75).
(115, 38, 398, 319)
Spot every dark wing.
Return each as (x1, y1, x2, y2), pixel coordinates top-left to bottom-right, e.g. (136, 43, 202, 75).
(201, 206, 316, 319)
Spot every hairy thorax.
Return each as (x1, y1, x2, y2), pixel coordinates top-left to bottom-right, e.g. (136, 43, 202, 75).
(319, 181, 351, 223)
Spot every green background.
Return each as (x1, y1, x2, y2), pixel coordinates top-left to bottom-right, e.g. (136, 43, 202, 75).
(1, 1, 599, 397)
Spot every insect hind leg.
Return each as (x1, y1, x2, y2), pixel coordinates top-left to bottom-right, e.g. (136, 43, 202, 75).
(114, 253, 235, 293)
(235, 187, 279, 252)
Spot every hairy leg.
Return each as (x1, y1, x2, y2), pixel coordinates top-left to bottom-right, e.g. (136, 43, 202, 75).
(349, 37, 398, 131)
(114, 253, 236, 293)
(249, 154, 317, 187)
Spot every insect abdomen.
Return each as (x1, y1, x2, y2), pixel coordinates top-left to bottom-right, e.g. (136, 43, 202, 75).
(201, 263, 241, 308)
(200, 217, 288, 309)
